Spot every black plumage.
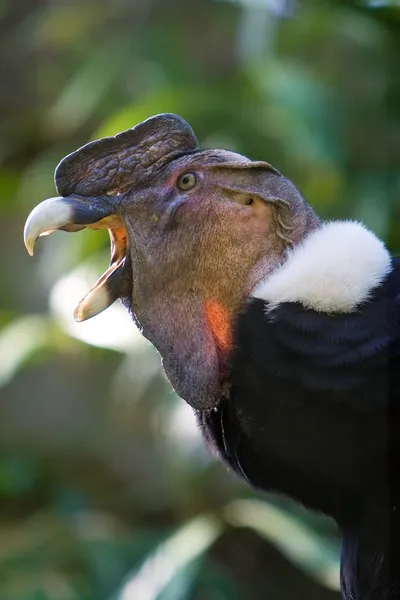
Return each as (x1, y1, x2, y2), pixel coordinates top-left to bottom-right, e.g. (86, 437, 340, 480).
(201, 257, 400, 598)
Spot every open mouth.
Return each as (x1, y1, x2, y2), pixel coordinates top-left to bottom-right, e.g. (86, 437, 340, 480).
(23, 196, 129, 322)
(73, 220, 128, 322)
(23, 113, 201, 324)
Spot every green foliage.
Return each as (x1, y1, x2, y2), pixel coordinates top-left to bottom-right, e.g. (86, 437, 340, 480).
(1, 0, 399, 598)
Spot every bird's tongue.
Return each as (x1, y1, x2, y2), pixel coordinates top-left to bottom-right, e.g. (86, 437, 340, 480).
(23, 113, 200, 321)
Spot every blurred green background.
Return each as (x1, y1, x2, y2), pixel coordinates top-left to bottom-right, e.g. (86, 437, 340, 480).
(1, 0, 399, 598)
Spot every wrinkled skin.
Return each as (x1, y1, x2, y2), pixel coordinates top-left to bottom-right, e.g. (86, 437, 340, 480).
(120, 150, 320, 408)
(23, 114, 319, 409)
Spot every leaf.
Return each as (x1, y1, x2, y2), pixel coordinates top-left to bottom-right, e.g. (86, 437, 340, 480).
(116, 515, 223, 600)
(0, 316, 52, 387)
(224, 499, 340, 590)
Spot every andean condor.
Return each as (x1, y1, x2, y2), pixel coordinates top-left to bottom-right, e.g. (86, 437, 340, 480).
(23, 114, 400, 599)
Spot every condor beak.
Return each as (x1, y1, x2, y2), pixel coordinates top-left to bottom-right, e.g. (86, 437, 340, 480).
(23, 194, 129, 322)
(23, 114, 200, 323)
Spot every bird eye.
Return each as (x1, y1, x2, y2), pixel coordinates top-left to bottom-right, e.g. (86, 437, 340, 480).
(177, 172, 197, 191)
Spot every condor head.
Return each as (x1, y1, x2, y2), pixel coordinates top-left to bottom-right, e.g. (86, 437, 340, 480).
(24, 114, 318, 411)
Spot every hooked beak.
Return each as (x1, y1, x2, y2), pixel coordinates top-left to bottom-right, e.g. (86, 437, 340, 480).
(23, 194, 129, 322)
(23, 113, 200, 324)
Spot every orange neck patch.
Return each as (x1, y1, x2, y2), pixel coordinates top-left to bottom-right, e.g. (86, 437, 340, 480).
(204, 298, 233, 355)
